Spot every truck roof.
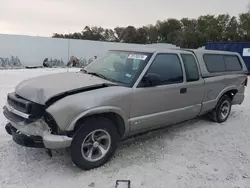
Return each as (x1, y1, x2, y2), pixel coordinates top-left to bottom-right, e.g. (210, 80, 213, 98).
(109, 47, 240, 56)
(187, 49, 240, 56)
(109, 47, 156, 53)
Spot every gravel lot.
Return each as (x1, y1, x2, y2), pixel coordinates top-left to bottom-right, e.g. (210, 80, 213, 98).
(1, 68, 250, 188)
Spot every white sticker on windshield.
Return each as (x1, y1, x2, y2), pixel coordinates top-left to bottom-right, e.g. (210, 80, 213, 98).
(128, 54, 148, 60)
(125, 73, 132, 78)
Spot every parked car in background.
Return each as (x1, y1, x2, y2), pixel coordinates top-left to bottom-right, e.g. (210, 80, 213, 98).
(3, 48, 248, 170)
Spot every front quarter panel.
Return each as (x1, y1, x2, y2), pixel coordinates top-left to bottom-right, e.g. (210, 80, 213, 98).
(46, 86, 132, 133)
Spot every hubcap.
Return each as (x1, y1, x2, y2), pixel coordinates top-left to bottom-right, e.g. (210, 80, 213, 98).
(81, 129, 111, 162)
(220, 101, 230, 120)
(93, 141, 99, 148)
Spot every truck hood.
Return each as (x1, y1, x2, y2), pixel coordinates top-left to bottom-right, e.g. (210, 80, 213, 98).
(15, 71, 114, 105)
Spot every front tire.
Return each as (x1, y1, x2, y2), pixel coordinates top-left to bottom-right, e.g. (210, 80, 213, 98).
(70, 117, 119, 170)
(208, 95, 232, 123)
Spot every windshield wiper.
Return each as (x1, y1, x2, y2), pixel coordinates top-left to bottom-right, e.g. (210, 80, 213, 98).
(80, 69, 103, 78)
(81, 70, 123, 85)
(87, 72, 108, 80)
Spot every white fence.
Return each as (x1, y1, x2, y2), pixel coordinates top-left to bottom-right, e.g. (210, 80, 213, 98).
(0, 34, 179, 67)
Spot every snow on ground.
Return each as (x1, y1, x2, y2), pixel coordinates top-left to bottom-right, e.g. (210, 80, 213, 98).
(1, 68, 250, 188)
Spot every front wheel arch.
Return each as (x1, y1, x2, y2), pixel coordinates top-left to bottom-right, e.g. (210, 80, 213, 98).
(72, 112, 126, 138)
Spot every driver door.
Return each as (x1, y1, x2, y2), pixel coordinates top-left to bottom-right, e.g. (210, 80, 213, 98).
(129, 53, 192, 134)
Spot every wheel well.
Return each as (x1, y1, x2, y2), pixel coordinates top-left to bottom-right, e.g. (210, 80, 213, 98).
(73, 113, 126, 137)
(223, 89, 238, 100)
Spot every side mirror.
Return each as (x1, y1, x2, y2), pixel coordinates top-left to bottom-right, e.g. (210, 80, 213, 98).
(142, 73, 161, 87)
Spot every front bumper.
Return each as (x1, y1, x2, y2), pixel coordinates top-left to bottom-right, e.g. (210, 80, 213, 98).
(6, 123, 45, 148)
(3, 106, 72, 149)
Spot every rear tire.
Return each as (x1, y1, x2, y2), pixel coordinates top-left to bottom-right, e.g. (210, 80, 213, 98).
(208, 95, 232, 123)
(70, 117, 119, 170)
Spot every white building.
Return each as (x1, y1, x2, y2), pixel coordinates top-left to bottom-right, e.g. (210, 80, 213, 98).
(0, 34, 179, 67)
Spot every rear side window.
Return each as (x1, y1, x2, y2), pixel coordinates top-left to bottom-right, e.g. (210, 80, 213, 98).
(181, 54, 199, 82)
(224, 55, 242, 71)
(203, 54, 242, 72)
(203, 54, 226, 72)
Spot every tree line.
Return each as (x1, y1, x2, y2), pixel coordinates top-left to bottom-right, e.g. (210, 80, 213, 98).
(52, 11, 250, 49)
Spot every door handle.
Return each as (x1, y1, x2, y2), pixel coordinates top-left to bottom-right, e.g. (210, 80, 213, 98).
(180, 88, 187, 94)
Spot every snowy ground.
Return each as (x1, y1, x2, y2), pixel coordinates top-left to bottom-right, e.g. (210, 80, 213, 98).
(1, 68, 250, 188)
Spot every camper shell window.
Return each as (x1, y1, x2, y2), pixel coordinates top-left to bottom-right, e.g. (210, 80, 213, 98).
(203, 54, 242, 73)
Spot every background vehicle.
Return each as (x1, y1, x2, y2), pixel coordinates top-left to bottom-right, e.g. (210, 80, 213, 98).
(3, 48, 248, 170)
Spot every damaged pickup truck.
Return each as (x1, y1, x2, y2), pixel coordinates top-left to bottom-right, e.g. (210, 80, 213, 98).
(3, 48, 248, 170)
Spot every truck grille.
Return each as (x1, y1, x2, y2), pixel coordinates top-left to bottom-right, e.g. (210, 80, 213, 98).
(7, 93, 45, 117)
(7, 93, 31, 114)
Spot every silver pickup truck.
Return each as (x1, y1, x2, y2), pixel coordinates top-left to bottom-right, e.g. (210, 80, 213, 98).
(3, 48, 248, 170)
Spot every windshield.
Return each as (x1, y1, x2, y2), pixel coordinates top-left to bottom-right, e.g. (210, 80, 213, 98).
(84, 50, 153, 86)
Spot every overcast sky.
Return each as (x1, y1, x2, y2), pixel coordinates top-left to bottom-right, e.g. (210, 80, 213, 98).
(0, 0, 249, 37)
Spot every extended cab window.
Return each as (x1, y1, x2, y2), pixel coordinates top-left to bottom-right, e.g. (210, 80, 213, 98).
(146, 53, 183, 85)
(181, 54, 199, 82)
